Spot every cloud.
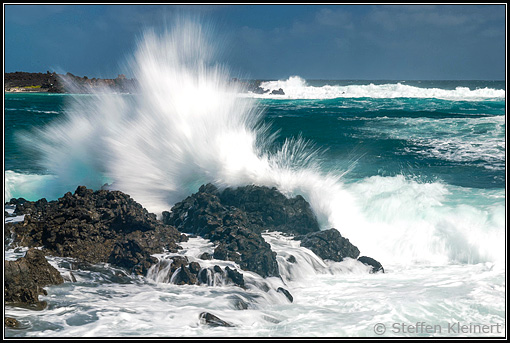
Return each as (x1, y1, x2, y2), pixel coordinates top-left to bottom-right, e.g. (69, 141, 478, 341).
(235, 5, 504, 79)
(315, 8, 353, 29)
(366, 4, 502, 32)
(4, 4, 505, 80)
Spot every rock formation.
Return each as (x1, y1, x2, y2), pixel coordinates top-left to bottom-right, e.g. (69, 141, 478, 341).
(162, 183, 380, 277)
(4, 248, 64, 308)
(5, 71, 137, 93)
(295, 228, 360, 262)
(5, 183, 384, 311)
(6, 186, 188, 276)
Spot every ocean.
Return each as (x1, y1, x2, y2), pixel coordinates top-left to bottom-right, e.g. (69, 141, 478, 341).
(3, 22, 506, 338)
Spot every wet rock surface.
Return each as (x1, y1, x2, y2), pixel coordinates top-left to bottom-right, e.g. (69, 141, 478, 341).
(4, 248, 64, 308)
(148, 257, 247, 288)
(277, 287, 294, 303)
(162, 184, 281, 278)
(199, 312, 234, 327)
(358, 256, 385, 273)
(162, 183, 385, 278)
(270, 88, 285, 95)
(5, 317, 20, 328)
(162, 183, 332, 278)
(218, 184, 320, 235)
(4, 183, 383, 312)
(6, 186, 187, 275)
(242, 79, 269, 94)
(295, 228, 360, 262)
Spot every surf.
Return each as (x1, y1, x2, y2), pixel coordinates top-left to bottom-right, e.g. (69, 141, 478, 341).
(10, 18, 505, 268)
(249, 76, 506, 100)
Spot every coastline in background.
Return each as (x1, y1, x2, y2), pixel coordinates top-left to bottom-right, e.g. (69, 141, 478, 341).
(4, 71, 136, 93)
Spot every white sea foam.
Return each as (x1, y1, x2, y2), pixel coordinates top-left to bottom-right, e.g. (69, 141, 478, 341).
(342, 176, 505, 265)
(5, 108, 61, 115)
(249, 76, 505, 101)
(4, 236, 505, 337)
(8, 19, 504, 269)
(4, 17, 506, 339)
(359, 115, 505, 168)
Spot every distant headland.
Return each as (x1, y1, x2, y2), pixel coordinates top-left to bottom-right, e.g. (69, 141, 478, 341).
(5, 71, 283, 95)
(4, 71, 137, 93)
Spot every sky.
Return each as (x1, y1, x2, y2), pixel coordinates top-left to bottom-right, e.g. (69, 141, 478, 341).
(3, 4, 507, 80)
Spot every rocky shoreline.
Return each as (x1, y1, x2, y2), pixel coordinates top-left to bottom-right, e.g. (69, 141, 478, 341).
(5, 71, 137, 93)
(4, 184, 382, 328)
(5, 72, 284, 95)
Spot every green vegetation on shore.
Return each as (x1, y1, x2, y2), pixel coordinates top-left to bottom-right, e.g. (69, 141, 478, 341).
(5, 71, 136, 93)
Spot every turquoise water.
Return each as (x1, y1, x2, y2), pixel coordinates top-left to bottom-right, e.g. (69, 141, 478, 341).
(5, 93, 66, 174)
(3, 25, 506, 337)
(5, 86, 505, 190)
(261, 96, 505, 189)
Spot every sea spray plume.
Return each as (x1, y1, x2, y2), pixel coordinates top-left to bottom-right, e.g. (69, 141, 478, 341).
(16, 19, 365, 251)
(18, 18, 324, 215)
(17, 91, 127, 197)
(100, 20, 350, 216)
(107, 21, 275, 213)
(16, 18, 500, 266)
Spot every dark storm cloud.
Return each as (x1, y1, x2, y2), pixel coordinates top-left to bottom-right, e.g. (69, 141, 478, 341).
(4, 4, 505, 80)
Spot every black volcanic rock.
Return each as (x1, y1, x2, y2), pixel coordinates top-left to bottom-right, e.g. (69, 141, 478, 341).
(218, 184, 320, 235)
(245, 79, 270, 94)
(194, 265, 246, 288)
(199, 252, 213, 260)
(162, 183, 375, 278)
(225, 266, 245, 288)
(296, 228, 360, 262)
(199, 312, 234, 327)
(163, 184, 280, 278)
(5, 181, 379, 294)
(4, 248, 64, 308)
(358, 256, 384, 273)
(171, 265, 198, 286)
(5, 317, 20, 328)
(277, 287, 293, 303)
(148, 257, 249, 288)
(108, 238, 159, 276)
(211, 226, 279, 278)
(6, 186, 187, 275)
(270, 88, 285, 95)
